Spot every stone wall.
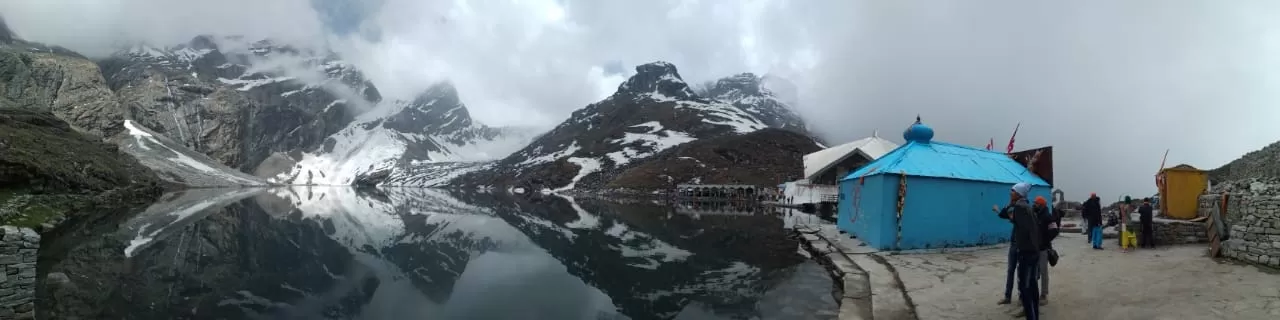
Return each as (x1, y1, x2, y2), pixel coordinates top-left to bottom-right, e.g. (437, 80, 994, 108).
(0, 226, 38, 319)
(1200, 192, 1280, 268)
(1125, 219, 1208, 245)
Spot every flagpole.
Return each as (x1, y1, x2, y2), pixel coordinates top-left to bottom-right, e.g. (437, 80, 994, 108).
(1157, 149, 1170, 214)
(1158, 149, 1169, 172)
(1006, 122, 1021, 153)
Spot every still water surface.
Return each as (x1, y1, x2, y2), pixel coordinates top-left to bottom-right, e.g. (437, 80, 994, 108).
(38, 187, 836, 320)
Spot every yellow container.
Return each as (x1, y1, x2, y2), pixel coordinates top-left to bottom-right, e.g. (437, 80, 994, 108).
(1158, 165, 1208, 220)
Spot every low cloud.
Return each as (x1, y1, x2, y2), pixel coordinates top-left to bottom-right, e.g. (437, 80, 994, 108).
(4, 0, 1280, 200)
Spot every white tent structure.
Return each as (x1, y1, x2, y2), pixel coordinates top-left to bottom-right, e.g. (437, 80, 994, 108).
(781, 133, 899, 205)
(803, 133, 899, 182)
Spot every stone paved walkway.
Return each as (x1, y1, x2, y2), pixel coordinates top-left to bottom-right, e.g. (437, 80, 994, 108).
(880, 234, 1280, 319)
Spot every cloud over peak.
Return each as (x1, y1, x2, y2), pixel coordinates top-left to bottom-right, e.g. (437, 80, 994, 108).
(4, 0, 1280, 200)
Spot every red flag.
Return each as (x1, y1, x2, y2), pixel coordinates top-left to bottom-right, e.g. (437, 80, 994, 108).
(1006, 122, 1020, 153)
(986, 138, 994, 150)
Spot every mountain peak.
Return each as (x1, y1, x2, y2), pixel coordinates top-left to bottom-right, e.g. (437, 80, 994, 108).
(616, 61, 697, 101)
(384, 81, 474, 134)
(636, 61, 679, 75)
(413, 82, 459, 104)
(711, 73, 766, 96)
(704, 72, 808, 134)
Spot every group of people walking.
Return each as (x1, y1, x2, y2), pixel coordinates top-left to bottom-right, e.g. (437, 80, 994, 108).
(996, 184, 1161, 319)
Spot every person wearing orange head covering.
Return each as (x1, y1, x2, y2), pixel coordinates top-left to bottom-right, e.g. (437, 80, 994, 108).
(1032, 196, 1059, 304)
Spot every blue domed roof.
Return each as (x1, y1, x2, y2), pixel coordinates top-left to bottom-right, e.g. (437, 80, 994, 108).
(903, 116, 934, 143)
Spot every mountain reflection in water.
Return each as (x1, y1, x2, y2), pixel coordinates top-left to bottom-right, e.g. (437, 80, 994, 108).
(37, 187, 837, 320)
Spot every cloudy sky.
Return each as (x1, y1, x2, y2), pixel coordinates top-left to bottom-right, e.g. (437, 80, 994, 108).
(3, 0, 1279, 200)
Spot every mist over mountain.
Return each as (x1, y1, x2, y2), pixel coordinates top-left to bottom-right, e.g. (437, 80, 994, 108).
(4, 0, 1280, 198)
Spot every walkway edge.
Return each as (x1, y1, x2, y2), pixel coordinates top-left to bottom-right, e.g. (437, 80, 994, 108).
(849, 254, 919, 320)
(796, 225, 919, 320)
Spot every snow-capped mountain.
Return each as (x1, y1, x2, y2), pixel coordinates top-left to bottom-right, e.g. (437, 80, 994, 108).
(266, 82, 539, 186)
(703, 73, 807, 134)
(443, 61, 807, 191)
(97, 35, 381, 176)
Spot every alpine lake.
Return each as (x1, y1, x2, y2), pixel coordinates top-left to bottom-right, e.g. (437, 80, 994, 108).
(34, 187, 839, 320)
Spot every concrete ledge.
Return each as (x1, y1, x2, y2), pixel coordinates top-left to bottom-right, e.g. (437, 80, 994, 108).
(797, 225, 873, 319)
(795, 224, 919, 320)
(849, 254, 918, 320)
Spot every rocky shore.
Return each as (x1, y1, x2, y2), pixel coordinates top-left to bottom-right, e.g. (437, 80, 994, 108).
(0, 109, 164, 232)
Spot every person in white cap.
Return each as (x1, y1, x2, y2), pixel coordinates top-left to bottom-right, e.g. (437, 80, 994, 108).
(994, 182, 1044, 319)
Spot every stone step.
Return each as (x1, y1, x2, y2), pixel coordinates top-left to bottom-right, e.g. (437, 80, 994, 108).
(848, 254, 918, 320)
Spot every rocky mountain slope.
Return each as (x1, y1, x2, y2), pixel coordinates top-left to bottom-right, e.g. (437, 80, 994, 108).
(1209, 140, 1280, 183)
(1, 30, 390, 187)
(4, 23, 819, 193)
(97, 35, 382, 174)
(431, 61, 809, 191)
(265, 82, 538, 186)
(702, 73, 807, 134)
(110, 120, 267, 187)
(607, 128, 823, 190)
(0, 109, 164, 229)
(0, 28, 126, 138)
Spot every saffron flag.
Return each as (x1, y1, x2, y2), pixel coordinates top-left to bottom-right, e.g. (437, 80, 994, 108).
(1006, 123, 1020, 153)
(986, 138, 994, 150)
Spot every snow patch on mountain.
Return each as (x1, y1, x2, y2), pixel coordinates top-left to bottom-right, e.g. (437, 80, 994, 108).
(268, 94, 539, 186)
(380, 162, 492, 187)
(114, 120, 268, 187)
(704, 73, 807, 133)
(605, 121, 697, 166)
(557, 157, 602, 192)
(269, 106, 411, 185)
(216, 76, 297, 91)
(675, 101, 768, 134)
(520, 142, 581, 167)
(123, 43, 215, 67)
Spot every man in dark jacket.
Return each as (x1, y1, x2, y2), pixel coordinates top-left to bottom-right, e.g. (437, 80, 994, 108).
(996, 182, 1043, 319)
(1083, 193, 1104, 249)
(1139, 198, 1156, 248)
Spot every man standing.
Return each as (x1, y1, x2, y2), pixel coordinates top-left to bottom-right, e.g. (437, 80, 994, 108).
(1139, 198, 1156, 248)
(996, 182, 1043, 319)
(1034, 196, 1059, 304)
(1083, 193, 1104, 249)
